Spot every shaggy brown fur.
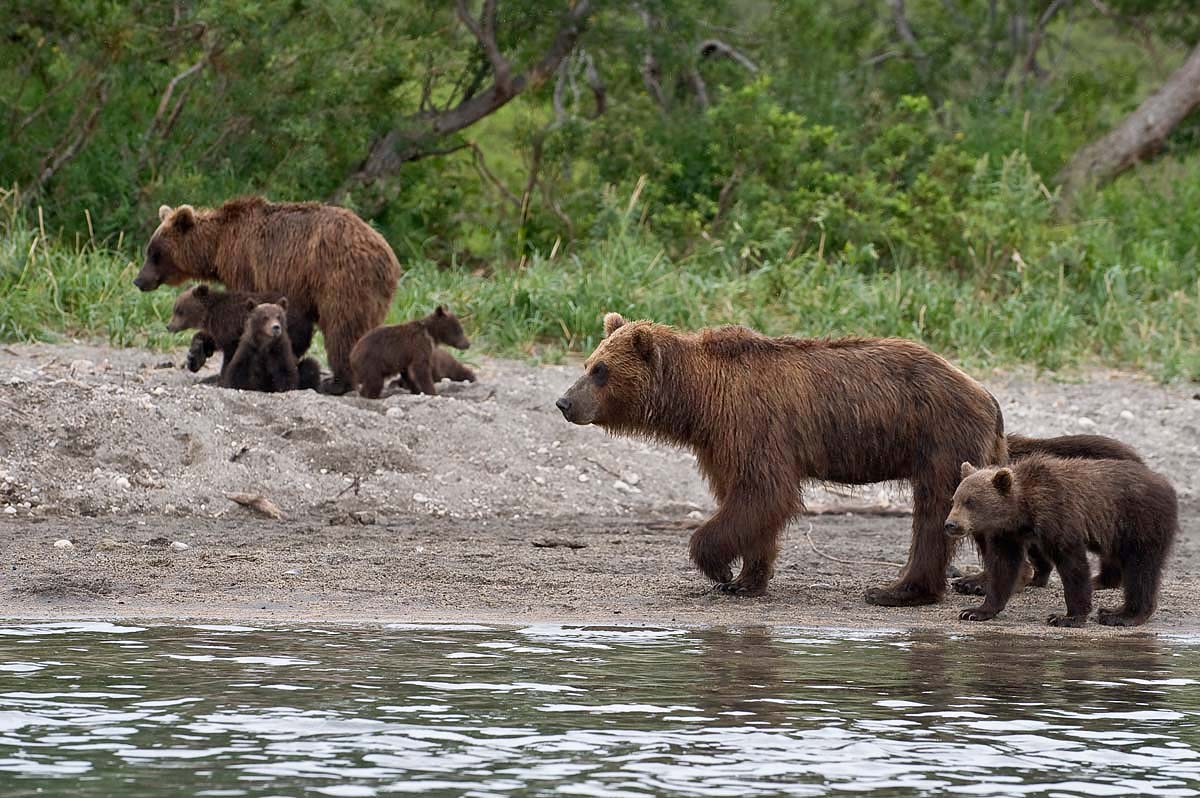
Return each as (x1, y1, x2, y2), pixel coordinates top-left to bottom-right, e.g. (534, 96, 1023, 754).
(391, 347, 477, 392)
(136, 197, 401, 394)
(946, 455, 1177, 627)
(220, 300, 321, 392)
(953, 433, 1147, 596)
(556, 313, 1007, 603)
(350, 306, 471, 399)
(167, 284, 314, 378)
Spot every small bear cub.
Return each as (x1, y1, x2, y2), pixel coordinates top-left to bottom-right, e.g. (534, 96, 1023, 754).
(350, 306, 470, 398)
(221, 299, 321, 392)
(945, 454, 1177, 627)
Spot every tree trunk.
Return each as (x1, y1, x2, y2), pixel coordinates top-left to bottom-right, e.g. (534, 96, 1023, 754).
(1057, 40, 1200, 200)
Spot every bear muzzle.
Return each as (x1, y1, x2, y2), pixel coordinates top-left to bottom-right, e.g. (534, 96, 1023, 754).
(943, 519, 968, 539)
(133, 266, 161, 292)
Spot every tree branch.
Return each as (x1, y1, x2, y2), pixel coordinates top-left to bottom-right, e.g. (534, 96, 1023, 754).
(1022, 0, 1071, 79)
(698, 39, 759, 72)
(332, 0, 592, 203)
(455, 0, 512, 96)
(887, 0, 930, 81)
(27, 79, 110, 199)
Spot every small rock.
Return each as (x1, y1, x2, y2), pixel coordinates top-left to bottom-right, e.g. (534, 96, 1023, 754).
(152, 386, 166, 396)
(2, 505, 15, 515)
(621, 471, 641, 486)
(385, 407, 405, 418)
(170, 541, 190, 551)
(613, 480, 640, 494)
(577, 474, 590, 483)
(69, 359, 95, 373)
(284, 568, 301, 576)
(1076, 417, 1096, 429)
(97, 538, 121, 550)
(536, 446, 549, 455)
(687, 510, 705, 520)
(533, 476, 546, 485)
(114, 476, 131, 490)
(413, 493, 430, 504)
(53, 539, 74, 550)
(1119, 410, 1134, 421)
(163, 504, 177, 515)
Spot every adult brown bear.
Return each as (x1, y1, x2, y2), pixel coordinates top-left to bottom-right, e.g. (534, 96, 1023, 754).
(556, 313, 1007, 604)
(135, 197, 401, 394)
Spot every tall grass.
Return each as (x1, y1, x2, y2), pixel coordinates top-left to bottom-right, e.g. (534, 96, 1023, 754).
(1, 177, 1197, 380)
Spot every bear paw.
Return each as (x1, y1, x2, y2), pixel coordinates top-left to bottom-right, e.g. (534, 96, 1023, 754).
(1047, 613, 1087, 628)
(952, 574, 987, 596)
(864, 583, 940, 607)
(1096, 608, 1144, 627)
(959, 607, 995, 622)
(715, 579, 767, 598)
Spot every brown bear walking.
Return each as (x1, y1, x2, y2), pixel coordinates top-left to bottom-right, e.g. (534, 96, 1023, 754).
(350, 306, 471, 398)
(946, 455, 1177, 627)
(167, 285, 315, 379)
(135, 197, 401, 394)
(952, 433, 1147, 596)
(556, 313, 1006, 603)
(221, 300, 321, 392)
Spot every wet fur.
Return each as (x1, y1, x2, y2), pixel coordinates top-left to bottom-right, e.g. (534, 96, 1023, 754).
(954, 433, 1148, 596)
(138, 197, 401, 393)
(350, 307, 470, 399)
(558, 315, 1008, 604)
(949, 454, 1177, 627)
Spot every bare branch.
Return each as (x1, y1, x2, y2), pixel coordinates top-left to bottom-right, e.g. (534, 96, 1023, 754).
(698, 39, 759, 72)
(456, 0, 512, 96)
(637, 6, 668, 110)
(1022, 0, 1071, 79)
(685, 69, 709, 109)
(470, 142, 521, 209)
(332, 0, 592, 202)
(581, 51, 606, 116)
(887, 0, 929, 80)
(27, 79, 110, 198)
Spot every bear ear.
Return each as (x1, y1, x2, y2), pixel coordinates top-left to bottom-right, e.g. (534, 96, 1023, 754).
(277, 297, 288, 312)
(960, 462, 977, 479)
(193, 284, 209, 298)
(172, 205, 196, 233)
(603, 312, 627, 337)
(992, 468, 1013, 495)
(435, 305, 447, 317)
(245, 299, 258, 312)
(631, 327, 656, 362)
(158, 205, 173, 222)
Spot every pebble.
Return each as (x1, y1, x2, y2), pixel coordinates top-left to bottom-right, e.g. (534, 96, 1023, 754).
(284, 568, 301, 576)
(621, 471, 641, 486)
(2, 506, 15, 515)
(97, 538, 120, 550)
(577, 474, 590, 483)
(413, 493, 430, 503)
(170, 541, 190, 551)
(533, 476, 546, 485)
(53, 539, 74, 550)
(114, 476, 131, 490)
(1077, 417, 1096, 429)
(385, 407, 404, 418)
(1119, 410, 1134, 421)
(687, 510, 705, 520)
(613, 480, 640, 493)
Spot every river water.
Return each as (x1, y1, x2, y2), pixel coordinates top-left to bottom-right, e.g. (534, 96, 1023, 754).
(1, 622, 1198, 797)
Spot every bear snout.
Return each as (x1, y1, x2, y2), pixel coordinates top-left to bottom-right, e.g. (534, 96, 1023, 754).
(269, 322, 283, 337)
(555, 396, 573, 418)
(944, 519, 967, 538)
(133, 273, 156, 291)
(165, 318, 184, 332)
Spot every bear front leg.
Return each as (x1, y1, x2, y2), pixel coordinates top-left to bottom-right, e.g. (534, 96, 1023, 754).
(408, 361, 437, 396)
(186, 332, 217, 372)
(690, 488, 793, 597)
(960, 537, 1023, 622)
(1047, 542, 1092, 627)
(952, 532, 990, 596)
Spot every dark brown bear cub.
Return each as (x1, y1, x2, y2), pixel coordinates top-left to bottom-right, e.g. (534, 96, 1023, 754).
(391, 348, 477, 392)
(167, 284, 314, 378)
(350, 306, 470, 398)
(556, 312, 1007, 603)
(946, 455, 1177, 627)
(221, 300, 321, 392)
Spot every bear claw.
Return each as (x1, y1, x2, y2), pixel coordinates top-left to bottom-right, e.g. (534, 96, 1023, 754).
(959, 608, 995, 621)
(864, 584, 939, 607)
(952, 574, 987, 596)
(1047, 613, 1087, 628)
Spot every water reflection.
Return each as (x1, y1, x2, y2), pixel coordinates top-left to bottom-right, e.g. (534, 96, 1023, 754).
(0, 622, 1197, 797)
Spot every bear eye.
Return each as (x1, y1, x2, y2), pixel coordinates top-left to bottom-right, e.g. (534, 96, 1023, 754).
(590, 361, 609, 387)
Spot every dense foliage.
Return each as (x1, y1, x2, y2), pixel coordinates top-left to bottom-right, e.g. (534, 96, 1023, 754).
(1, 1, 1198, 377)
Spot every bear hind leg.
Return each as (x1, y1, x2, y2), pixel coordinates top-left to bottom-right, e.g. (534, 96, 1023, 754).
(1097, 552, 1163, 627)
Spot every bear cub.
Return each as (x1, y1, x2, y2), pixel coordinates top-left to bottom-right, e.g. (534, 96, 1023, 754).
(390, 348, 477, 392)
(945, 454, 1177, 627)
(221, 300, 321, 392)
(168, 284, 315, 378)
(350, 306, 470, 398)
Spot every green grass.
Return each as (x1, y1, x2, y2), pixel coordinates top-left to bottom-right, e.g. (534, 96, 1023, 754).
(2, 179, 1197, 381)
